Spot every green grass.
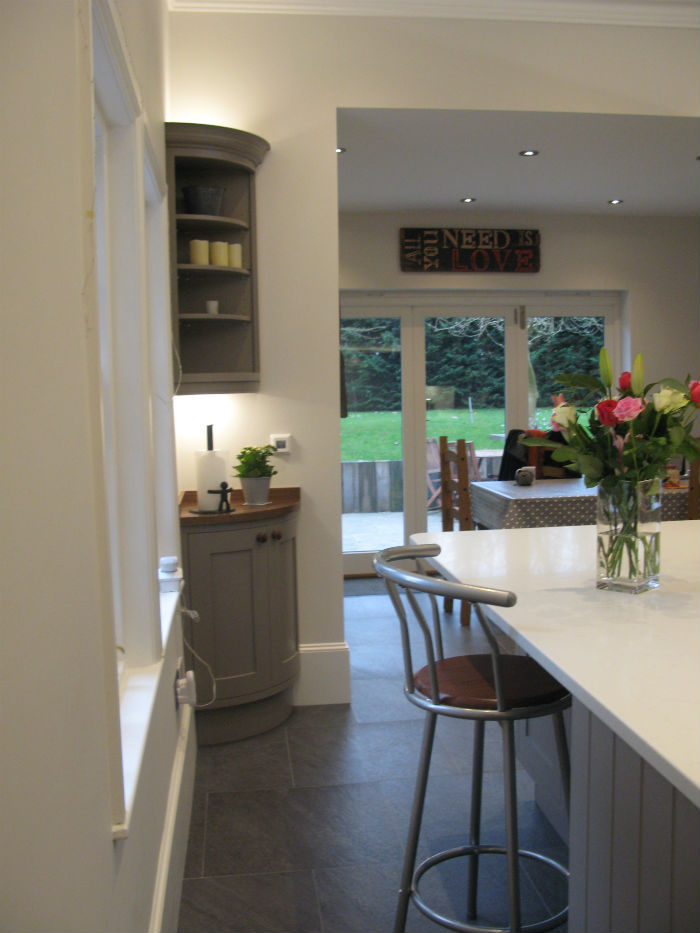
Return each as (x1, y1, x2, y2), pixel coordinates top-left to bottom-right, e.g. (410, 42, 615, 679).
(341, 408, 552, 461)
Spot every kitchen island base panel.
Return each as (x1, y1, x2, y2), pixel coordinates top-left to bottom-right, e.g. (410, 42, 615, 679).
(194, 687, 294, 745)
(569, 699, 699, 933)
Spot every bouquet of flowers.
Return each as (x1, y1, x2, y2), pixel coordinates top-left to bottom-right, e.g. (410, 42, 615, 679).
(528, 348, 700, 493)
(526, 349, 698, 589)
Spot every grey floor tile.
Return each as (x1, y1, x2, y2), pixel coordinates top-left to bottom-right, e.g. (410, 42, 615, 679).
(285, 703, 357, 733)
(203, 782, 404, 876)
(349, 675, 424, 723)
(198, 728, 293, 794)
(178, 590, 570, 932)
(315, 860, 449, 933)
(344, 578, 387, 597)
(177, 870, 321, 932)
(288, 717, 458, 788)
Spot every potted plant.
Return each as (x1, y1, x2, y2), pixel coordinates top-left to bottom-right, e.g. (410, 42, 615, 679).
(233, 444, 277, 505)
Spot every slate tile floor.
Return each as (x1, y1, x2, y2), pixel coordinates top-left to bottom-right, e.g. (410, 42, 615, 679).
(177, 579, 568, 932)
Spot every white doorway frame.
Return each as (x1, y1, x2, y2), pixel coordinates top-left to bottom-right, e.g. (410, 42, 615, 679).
(341, 289, 622, 574)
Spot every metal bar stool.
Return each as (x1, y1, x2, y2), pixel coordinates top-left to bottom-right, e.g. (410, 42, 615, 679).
(374, 545, 571, 933)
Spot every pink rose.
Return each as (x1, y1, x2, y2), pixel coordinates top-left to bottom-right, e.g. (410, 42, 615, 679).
(690, 380, 700, 407)
(595, 399, 619, 427)
(618, 371, 631, 392)
(614, 396, 645, 422)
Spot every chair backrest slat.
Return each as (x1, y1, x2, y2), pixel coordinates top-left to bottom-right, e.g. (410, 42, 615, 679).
(439, 436, 477, 533)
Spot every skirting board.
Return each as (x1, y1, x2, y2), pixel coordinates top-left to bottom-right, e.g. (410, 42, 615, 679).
(292, 641, 351, 705)
(149, 704, 197, 933)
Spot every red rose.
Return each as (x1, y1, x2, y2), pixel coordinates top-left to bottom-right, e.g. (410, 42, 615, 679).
(618, 371, 631, 392)
(596, 399, 619, 427)
(690, 380, 700, 407)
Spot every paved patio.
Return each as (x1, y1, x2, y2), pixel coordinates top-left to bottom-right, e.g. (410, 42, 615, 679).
(342, 448, 502, 553)
(342, 509, 444, 553)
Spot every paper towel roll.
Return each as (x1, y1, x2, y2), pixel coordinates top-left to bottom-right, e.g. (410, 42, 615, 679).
(196, 449, 227, 512)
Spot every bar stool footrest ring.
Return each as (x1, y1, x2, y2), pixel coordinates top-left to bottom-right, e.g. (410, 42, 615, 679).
(411, 843, 569, 933)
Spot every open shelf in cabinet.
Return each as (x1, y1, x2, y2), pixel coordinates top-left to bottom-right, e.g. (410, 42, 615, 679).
(166, 123, 269, 395)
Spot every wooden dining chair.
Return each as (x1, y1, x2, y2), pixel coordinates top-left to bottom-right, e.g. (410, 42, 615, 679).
(688, 457, 700, 520)
(523, 429, 569, 479)
(439, 436, 479, 625)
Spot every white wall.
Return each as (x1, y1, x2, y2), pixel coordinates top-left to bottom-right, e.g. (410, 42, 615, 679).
(167, 12, 699, 703)
(0, 2, 193, 930)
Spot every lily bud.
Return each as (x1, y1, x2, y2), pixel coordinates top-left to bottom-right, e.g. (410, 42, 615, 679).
(599, 347, 613, 389)
(630, 353, 645, 396)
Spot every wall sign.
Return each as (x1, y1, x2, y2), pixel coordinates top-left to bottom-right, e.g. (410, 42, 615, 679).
(400, 228, 540, 273)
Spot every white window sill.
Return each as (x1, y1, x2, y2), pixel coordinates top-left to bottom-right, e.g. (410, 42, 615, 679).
(111, 588, 181, 839)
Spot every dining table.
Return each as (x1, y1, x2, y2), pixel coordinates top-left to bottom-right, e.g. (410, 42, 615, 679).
(410, 520, 699, 933)
(470, 475, 689, 529)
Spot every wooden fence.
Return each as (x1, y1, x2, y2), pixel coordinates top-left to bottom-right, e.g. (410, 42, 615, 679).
(342, 452, 502, 513)
(341, 460, 404, 513)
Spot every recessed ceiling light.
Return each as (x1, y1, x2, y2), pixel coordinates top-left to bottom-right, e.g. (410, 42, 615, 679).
(336, 146, 346, 154)
(460, 197, 477, 204)
(608, 198, 624, 205)
(519, 149, 539, 157)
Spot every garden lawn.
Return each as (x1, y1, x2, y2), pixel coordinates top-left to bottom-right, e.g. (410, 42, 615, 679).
(341, 408, 552, 461)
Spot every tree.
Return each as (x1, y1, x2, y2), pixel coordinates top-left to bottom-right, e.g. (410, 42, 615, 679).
(340, 314, 604, 412)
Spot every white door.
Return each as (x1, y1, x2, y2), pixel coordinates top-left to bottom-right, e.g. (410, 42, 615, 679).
(340, 291, 620, 575)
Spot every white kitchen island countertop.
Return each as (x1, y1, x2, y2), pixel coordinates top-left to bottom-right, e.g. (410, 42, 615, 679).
(411, 521, 700, 807)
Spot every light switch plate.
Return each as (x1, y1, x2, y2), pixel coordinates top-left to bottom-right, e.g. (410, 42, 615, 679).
(270, 433, 292, 454)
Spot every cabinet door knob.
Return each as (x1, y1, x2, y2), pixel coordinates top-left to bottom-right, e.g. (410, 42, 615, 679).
(256, 532, 268, 544)
(271, 530, 282, 541)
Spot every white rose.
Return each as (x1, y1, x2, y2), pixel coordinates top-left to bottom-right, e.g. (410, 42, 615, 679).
(653, 387, 686, 414)
(552, 403, 577, 429)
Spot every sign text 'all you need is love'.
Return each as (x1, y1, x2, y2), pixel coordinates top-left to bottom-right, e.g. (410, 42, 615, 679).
(400, 228, 540, 273)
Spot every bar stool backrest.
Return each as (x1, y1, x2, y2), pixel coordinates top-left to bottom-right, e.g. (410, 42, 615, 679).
(374, 544, 518, 714)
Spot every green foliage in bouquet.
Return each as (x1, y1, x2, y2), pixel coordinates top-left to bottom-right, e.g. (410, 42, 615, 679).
(525, 348, 700, 492)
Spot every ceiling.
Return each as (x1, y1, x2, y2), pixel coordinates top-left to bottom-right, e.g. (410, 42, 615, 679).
(167, 0, 700, 216)
(168, 0, 700, 29)
(337, 109, 699, 215)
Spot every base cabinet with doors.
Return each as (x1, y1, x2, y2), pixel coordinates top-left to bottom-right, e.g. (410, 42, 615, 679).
(166, 122, 269, 394)
(180, 489, 300, 744)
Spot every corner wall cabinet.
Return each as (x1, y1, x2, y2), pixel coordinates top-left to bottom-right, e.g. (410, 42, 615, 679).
(166, 123, 269, 394)
(180, 489, 300, 744)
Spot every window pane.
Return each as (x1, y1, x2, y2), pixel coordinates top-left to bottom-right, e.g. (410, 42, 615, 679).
(340, 317, 402, 553)
(527, 316, 605, 428)
(425, 315, 506, 493)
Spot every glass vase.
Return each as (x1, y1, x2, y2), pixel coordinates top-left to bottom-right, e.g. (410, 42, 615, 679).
(596, 479, 661, 593)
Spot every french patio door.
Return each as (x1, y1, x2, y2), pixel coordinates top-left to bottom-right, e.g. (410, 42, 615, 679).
(340, 291, 619, 575)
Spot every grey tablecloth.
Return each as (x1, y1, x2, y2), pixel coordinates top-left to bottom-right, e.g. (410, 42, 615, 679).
(470, 478, 689, 530)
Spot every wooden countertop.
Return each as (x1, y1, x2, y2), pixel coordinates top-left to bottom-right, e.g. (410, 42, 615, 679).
(179, 486, 300, 525)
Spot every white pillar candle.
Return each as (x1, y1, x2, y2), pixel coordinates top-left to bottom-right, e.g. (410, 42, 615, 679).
(189, 239, 209, 264)
(210, 241, 228, 266)
(228, 243, 243, 267)
(196, 449, 228, 512)
(205, 300, 219, 315)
